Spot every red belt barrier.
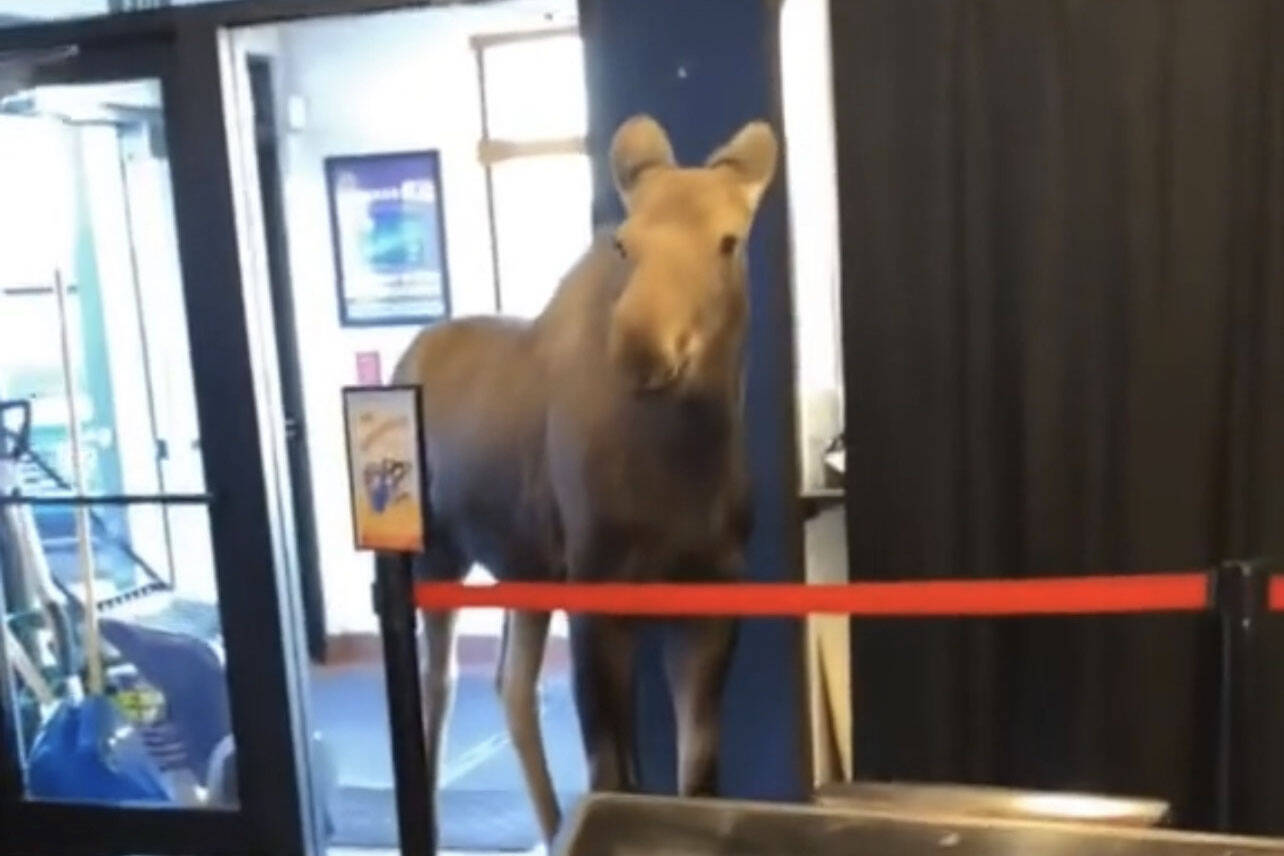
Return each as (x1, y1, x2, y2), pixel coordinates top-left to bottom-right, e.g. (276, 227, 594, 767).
(1269, 577, 1284, 612)
(414, 572, 1210, 617)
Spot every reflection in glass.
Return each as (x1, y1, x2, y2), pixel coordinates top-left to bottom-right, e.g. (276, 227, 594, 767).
(0, 77, 234, 808)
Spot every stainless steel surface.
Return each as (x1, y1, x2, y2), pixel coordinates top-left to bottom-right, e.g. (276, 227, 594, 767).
(555, 793, 1283, 856)
(814, 781, 1171, 827)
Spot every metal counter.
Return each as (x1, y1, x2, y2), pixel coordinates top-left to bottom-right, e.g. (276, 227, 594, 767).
(814, 781, 1171, 827)
(554, 793, 1284, 856)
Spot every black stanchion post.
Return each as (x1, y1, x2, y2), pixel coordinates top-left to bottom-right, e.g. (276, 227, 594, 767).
(344, 385, 433, 855)
(375, 554, 434, 856)
(1213, 558, 1269, 832)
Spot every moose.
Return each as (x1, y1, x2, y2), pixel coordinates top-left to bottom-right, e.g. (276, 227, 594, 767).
(384, 114, 778, 848)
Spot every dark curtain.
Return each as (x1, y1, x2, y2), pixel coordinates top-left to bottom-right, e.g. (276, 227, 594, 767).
(832, 0, 1284, 832)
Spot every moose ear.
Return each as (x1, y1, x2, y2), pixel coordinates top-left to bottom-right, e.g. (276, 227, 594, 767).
(611, 115, 675, 207)
(706, 120, 779, 211)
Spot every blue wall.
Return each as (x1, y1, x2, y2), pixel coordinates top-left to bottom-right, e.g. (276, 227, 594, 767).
(578, 0, 806, 800)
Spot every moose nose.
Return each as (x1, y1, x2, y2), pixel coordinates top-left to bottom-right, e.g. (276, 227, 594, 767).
(613, 327, 680, 392)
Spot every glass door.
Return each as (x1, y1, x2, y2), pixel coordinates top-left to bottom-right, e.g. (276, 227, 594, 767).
(0, 35, 312, 856)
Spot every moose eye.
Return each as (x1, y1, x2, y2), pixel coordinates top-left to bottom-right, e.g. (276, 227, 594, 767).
(613, 237, 628, 259)
(719, 234, 739, 256)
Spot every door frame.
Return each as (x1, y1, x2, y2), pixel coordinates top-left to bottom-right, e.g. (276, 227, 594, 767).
(244, 52, 328, 663)
(0, 24, 320, 856)
(0, 6, 456, 855)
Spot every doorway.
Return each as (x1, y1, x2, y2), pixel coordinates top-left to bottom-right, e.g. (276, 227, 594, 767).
(221, 2, 590, 852)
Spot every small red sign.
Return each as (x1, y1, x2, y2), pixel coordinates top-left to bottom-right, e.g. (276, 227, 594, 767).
(355, 351, 382, 385)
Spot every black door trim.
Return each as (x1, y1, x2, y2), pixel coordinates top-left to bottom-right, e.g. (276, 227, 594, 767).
(0, 25, 313, 856)
(246, 53, 328, 664)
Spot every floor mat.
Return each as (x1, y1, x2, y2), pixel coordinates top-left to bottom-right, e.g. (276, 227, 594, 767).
(331, 784, 583, 851)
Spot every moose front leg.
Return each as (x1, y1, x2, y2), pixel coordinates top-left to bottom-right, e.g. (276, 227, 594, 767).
(663, 616, 737, 797)
(570, 614, 638, 792)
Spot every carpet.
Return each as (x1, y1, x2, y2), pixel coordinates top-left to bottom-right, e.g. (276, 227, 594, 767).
(312, 663, 586, 851)
(332, 784, 584, 851)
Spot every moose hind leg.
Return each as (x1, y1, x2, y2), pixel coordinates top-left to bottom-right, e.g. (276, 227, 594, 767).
(496, 609, 562, 843)
(570, 615, 637, 791)
(663, 617, 736, 797)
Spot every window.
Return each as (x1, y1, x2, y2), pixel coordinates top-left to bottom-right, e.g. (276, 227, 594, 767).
(474, 29, 591, 319)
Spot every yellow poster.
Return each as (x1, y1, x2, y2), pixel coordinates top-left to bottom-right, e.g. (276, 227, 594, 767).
(343, 386, 425, 553)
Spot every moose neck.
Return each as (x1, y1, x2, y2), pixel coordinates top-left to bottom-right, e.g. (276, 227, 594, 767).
(627, 388, 742, 478)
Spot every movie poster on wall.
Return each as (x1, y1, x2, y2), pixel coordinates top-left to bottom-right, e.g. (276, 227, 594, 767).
(325, 151, 452, 327)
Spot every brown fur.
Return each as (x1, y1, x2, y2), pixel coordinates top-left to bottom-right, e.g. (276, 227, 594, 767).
(390, 115, 777, 850)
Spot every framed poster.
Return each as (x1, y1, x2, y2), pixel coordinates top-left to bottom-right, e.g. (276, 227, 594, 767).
(342, 385, 427, 553)
(325, 151, 452, 327)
